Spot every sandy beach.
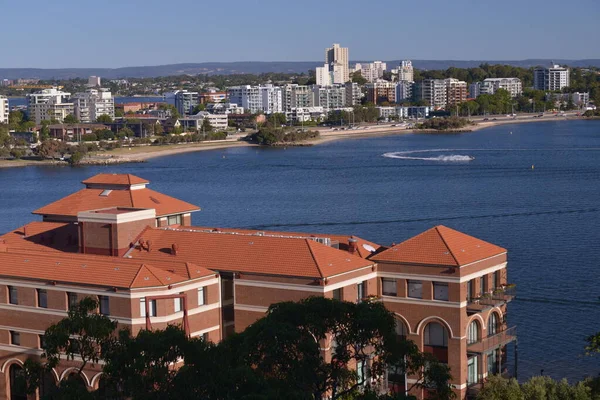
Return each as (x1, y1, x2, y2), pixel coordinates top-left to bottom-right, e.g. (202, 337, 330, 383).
(0, 112, 588, 168)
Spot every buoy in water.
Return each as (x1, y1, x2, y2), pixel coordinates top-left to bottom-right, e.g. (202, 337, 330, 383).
(531, 165, 534, 169)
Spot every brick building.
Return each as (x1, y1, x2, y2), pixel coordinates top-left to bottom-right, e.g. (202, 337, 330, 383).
(0, 174, 515, 399)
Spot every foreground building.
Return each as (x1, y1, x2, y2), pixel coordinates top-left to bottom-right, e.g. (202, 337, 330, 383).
(0, 174, 515, 400)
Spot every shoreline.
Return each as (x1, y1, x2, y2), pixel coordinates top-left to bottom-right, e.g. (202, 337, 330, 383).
(0, 115, 590, 168)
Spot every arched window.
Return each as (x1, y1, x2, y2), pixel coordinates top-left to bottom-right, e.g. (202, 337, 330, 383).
(467, 320, 480, 344)
(395, 318, 408, 339)
(424, 322, 448, 347)
(488, 313, 499, 335)
(40, 370, 58, 398)
(9, 364, 27, 400)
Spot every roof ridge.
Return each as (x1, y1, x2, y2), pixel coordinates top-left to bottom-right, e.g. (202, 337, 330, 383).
(304, 239, 324, 278)
(129, 264, 149, 288)
(435, 226, 460, 266)
(143, 263, 173, 285)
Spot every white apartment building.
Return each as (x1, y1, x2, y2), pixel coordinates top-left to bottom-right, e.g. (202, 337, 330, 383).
(227, 85, 282, 114)
(174, 90, 200, 116)
(392, 60, 414, 82)
(534, 64, 570, 91)
(72, 89, 115, 123)
(26, 88, 73, 124)
(378, 105, 432, 120)
(260, 85, 283, 114)
(469, 82, 481, 99)
(572, 92, 590, 106)
(414, 79, 447, 109)
(285, 107, 326, 124)
(325, 43, 349, 83)
(282, 84, 314, 112)
(180, 112, 228, 131)
(205, 103, 244, 115)
(354, 61, 387, 82)
(395, 80, 414, 102)
(312, 85, 346, 111)
(0, 96, 8, 124)
(316, 64, 332, 86)
(480, 78, 522, 97)
(345, 82, 362, 106)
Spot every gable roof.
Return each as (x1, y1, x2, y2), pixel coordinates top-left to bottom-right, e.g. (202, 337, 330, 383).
(127, 227, 373, 279)
(82, 173, 149, 186)
(32, 187, 199, 218)
(370, 225, 506, 267)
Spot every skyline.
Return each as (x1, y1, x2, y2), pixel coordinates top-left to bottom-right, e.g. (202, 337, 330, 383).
(1, 0, 599, 69)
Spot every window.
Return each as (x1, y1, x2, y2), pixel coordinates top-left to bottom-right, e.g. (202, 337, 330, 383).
(424, 322, 448, 347)
(202, 332, 209, 342)
(467, 356, 479, 385)
(357, 360, 369, 386)
(407, 280, 422, 299)
(332, 288, 343, 301)
(382, 278, 397, 296)
(357, 281, 366, 302)
(10, 331, 20, 346)
(39, 335, 46, 349)
(491, 271, 498, 290)
(67, 292, 77, 310)
(467, 280, 474, 301)
(198, 287, 206, 306)
(480, 276, 487, 296)
(140, 298, 156, 317)
(8, 286, 18, 305)
(99, 296, 110, 316)
(488, 313, 499, 335)
(174, 297, 183, 313)
(487, 349, 499, 375)
(433, 282, 449, 301)
(37, 289, 48, 308)
(468, 321, 480, 344)
(395, 319, 408, 339)
(167, 215, 182, 226)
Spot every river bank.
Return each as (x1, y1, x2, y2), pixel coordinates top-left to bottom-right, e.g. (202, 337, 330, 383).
(0, 114, 589, 168)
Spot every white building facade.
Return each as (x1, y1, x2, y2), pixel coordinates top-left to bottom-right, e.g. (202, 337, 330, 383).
(0, 96, 8, 124)
(174, 90, 200, 116)
(534, 64, 570, 91)
(325, 43, 349, 83)
(395, 80, 414, 102)
(480, 78, 522, 97)
(312, 85, 346, 111)
(26, 88, 73, 124)
(392, 60, 414, 82)
(72, 89, 115, 123)
(282, 84, 314, 112)
(354, 61, 387, 82)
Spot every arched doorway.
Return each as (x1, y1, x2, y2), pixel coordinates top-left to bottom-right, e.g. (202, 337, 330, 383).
(9, 364, 26, 400)
(39, 370, 58, 398)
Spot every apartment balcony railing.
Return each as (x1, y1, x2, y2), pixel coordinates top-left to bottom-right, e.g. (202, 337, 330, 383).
(467, 326, 517, 354)
(466, 285, 516, 314)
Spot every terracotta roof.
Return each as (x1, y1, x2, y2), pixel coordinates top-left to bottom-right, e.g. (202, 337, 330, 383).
(82, 173, 149, 186)
(128, 227, 374, 278)
(370, 225, 506, 267)
(32, 187, 199, 218)
(187, 226, 383, 260)
(0, 250, 213, 289)
(0, 222, 79, 253)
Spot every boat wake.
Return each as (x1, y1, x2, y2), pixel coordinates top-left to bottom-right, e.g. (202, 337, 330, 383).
(383, 149, 475, 162)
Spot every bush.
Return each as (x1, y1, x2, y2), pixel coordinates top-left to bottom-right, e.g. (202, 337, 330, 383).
(68, 151, 84, 166)
(82, 133, 98, 141)
(247, 128, 319, 146)
(416, 116, 471, 130)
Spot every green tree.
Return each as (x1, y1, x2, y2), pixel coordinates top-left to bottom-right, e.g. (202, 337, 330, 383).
(36, 140, 68, 160)
(192, 103, 206, 114)
(40, 121, 51, 141)
(8, 110, 24, 130)
(68, 151, 84, 166)
(96, 114, 113, 123)
(201, 118, 213, 133)
(10, 149, 24, 159)
(351, 71, 368, 85)
(63, 114, 79, 124)
(118, 126, 135, 138)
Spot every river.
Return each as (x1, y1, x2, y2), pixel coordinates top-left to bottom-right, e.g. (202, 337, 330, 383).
(0, 120, 599, 381)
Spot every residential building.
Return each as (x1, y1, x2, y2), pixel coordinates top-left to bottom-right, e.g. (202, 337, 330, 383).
(199, 91, 227, 104)
(228, 86, 262, 114)
(27, 87, 73, 124)
(445, 78, 468, 108)
(116, 102, 165, 114)
(0, 173, 515, 400)
(179, 112, 228, 131)
(479, 78, 522, 98)
(405, 106, 432, 118)
(316, 64, 332, 86)
(260, 85, 283, 114)
(205, 103, 244, 115)
(49, 123, 109, 141)
(0, 96, 8, 124)
(282, 84, 314, 112)
(325, 43, 349, 83)
(392, 60, 414, 82)
(354, 61, 387, 82)
(571, 92, 590, 106)
(366, 80, 397, 104)
(377, 106, 407, 120)
(345, 82, 363, 107)
(87, 76, 101, 87)
(174, 90, 200, 116)
(414, 80, 447, 109)
(285, 107, 326, 124)
(312, 85, 346, 111)
(534, 64, 570, 91)
(72, 89, 115, 123)
(469, 82, 481, 99)
(395, 80, 414, 102)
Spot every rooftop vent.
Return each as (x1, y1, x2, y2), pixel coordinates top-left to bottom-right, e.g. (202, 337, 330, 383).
(100, 189, 112, 197)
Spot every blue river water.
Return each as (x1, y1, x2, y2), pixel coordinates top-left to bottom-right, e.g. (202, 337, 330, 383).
(0, 120, 599, 381)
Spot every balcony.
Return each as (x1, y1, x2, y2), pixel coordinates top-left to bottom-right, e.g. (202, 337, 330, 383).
(467, 326, 517, 354)
(467, 285, 516, 314)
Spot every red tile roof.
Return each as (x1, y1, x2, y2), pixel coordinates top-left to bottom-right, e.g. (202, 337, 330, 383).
(0, 222, 79, 253)
(128, 227, 374, 278)
(0, 250, 213, 289)
(82, 173, 149, 186)
(188, 226, 383, 259)
(32, 187, 199, 218)
(370, 225, 506, 267)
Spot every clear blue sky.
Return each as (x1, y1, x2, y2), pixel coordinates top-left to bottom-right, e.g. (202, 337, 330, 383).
(2, 0, 599, 68)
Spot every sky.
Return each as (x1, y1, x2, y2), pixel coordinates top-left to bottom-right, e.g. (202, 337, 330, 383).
(1, 0, 599, 68)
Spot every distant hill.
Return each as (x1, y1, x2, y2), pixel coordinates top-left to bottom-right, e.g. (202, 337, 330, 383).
(1, 59, 599, 80)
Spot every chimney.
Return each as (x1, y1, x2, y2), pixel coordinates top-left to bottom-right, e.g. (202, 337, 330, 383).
(146, 240, 152, 253)
(23, 226, 28, 238)
(348, 237, 358, 255)
(171, 243, 178, 256)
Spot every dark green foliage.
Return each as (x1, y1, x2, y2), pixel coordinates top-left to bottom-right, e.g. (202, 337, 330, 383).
(416, 116, 471, 130)
(248, 128, 319, 145)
